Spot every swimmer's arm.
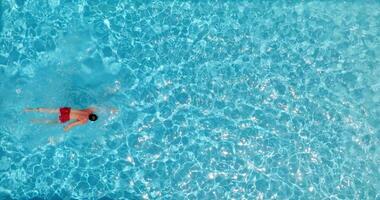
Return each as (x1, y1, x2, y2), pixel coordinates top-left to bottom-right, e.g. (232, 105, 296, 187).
(86, 107, 96, 112)
(88, 106, 118, 113)
(64, 120, 85, 132)
(110, 107, 118, 114)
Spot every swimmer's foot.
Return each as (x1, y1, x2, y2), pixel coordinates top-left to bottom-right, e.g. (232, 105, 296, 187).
(24, 108, 35, 112)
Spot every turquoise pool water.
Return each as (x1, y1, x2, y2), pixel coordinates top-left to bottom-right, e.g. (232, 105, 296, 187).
(1, 1, 379, 199)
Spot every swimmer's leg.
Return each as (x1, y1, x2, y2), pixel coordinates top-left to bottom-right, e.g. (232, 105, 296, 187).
(24, 108, 59, 113)
(31, 119, 59, 124)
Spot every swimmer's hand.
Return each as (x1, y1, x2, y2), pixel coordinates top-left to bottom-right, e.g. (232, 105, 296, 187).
(110, 108, 118, 114)
(64, 126, 70, 132)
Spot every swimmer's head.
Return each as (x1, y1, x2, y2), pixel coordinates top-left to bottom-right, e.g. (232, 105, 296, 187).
(89, 113, 98, 121)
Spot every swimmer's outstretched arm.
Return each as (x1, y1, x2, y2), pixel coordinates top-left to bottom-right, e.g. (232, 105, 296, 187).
(88, 106, 119, 113)
(64, 120, 85, 132)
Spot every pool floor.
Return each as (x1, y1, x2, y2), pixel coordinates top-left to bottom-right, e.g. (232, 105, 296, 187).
(0, 1, 379, 199)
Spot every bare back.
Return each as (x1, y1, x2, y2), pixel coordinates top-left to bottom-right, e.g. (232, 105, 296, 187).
(70, 108, 94, 122)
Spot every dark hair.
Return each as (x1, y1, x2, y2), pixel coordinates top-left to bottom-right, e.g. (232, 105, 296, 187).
(89, 113, 98, 121)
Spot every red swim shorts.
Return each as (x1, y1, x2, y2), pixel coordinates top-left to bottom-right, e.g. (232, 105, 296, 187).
(59, 107, 71, 123)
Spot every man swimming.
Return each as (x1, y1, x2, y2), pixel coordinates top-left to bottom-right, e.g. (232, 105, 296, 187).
(24, 107, 98, 131)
